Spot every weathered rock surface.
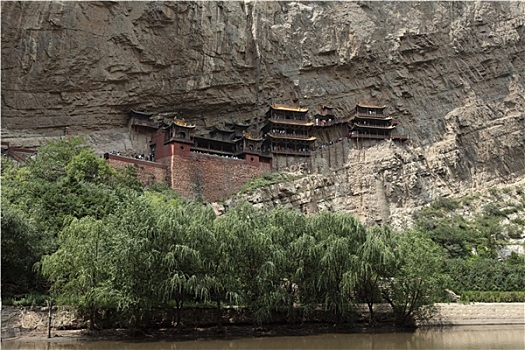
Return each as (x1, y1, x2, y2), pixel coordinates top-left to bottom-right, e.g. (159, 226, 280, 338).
(2, 1, 525, 223)
(1, 305, 83, 339)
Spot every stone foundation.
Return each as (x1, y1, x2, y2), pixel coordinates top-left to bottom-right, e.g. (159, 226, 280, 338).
(3, 303, 523, 339)
(419, 303, 525, 326)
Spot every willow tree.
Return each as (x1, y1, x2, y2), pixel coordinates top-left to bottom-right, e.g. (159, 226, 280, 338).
(103, 192, 163, 328)
(381, 230, 448, 327)
(40, 216, 116, 329)
(288, 228, 318, 316)
(102, 190, 214, 329)
(155, 197, 216, 329)
(349, 225, 395, 324)
(308, 211, 367, 322)
(195, 210, 244, 327)
(214, 202, 275, 324)
(265, 207, 309, 323)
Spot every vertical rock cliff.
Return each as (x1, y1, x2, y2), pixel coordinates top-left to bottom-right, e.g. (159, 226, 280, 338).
(2, 1, 524, 223)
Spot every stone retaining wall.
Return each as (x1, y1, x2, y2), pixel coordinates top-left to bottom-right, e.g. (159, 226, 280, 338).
(1, 306, 82, 339)
(3, 303, 524, 339)
(419, 303, 525, 326)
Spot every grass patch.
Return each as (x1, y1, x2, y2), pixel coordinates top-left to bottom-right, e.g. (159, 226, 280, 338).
(507, 224, 524, 239)
(2, 293, 50, 306)
(461, 290, 525, 303)
(431, 197, 460, 211)
(511, 217, 525, 226)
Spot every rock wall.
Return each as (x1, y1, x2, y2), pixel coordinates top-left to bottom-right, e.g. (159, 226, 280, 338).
(2, 1, 525, 223)
(1, 305, 83, 339)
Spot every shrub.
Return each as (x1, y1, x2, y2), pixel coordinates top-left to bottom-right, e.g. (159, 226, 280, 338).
(506, 224, 523, 239)
(483, 203, 503, 217)
(431, 197, 460, 211)
(239, 173, 299, 194)
(6, 294, 50, 306)
(461, 291, 525, 303)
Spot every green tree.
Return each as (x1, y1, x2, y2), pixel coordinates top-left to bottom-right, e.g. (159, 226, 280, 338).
(102, 192, 163, 328)
(381, 231, 448, 327)
(40, 216, 116, 329)
(214, 203, 275, 324)
(352, 225, 395, 324)
(3, 138, 141, 256)
(158, 199, 212, 329)
(266, 207, 308, 323)
(1, 203, 41, 297)
(196, 211, 243, 327)
(307, 211, 367, 322)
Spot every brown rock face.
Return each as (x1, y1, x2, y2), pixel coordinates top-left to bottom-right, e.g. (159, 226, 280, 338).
(2, 1, 525, 222)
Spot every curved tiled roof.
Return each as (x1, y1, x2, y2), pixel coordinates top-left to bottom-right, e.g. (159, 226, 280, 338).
(270, 104, 309, 112)
(356, 103, 386, 109)
(173, 119, 196, 128)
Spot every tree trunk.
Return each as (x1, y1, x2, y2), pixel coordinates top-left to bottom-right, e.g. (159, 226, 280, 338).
(367, 300, 375, 325)
(216, 299, 223, 328)
(89, 307, 95, 331)
(287, 283, 295, 324)
(46, 300, 52, 338)
(175, 300, 183, 331)
(287, 296, 294, 324)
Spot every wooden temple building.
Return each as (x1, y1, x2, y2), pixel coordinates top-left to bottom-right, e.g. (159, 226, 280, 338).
(108, 102, 409, 201)
(312, 105, 352, 147)
(262, 104, 316, 157)
(313, 105, 350, 127)
(102, 102, 410, 201)
(128, 109, 157, 132)
(130, 102, 407, 172)
(349, 103, 408, 141)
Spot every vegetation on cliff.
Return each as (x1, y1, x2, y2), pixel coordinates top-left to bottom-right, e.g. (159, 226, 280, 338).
(414, 195, 525, 294)
(2, 139, 524, 331)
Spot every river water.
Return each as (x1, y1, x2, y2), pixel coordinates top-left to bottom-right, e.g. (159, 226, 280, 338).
(3, 325, 524, 350)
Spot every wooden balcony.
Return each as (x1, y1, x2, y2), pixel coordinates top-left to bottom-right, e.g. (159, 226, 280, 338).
(130, 117, 157, 129)
(351, 113, 393, 121)
(350, 133, 408, 141)
(268, 118, 314, 127)
(267, 132, 316, 141)
(353, 123, 396, 130)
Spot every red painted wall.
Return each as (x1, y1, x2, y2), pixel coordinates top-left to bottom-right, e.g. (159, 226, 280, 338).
(106, 154, 167, 185)
(166, 153, 271, 202)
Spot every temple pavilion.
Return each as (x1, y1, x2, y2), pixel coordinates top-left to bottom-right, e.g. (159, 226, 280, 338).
(192, 126, 243, 157)
(262, 104, 316, 156)
(313, 105, 349, 127)
(164, 118, 196, 144)
(349, 103, 406, 141)
(138, 101, 408, 173)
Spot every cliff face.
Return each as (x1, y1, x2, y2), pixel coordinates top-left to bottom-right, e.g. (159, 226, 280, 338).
(2, 1, 525, 223)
